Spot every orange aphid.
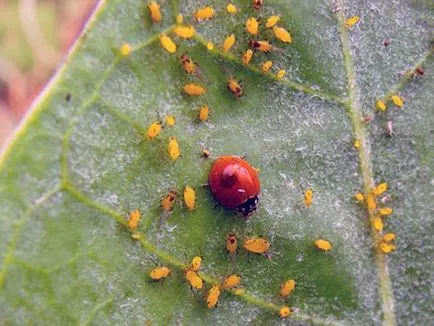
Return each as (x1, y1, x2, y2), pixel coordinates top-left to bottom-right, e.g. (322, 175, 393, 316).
(185, 269, 203, 289)
(249, 40, 273, 53)
(161, 190, 177, 211)
(173, 25, 195, 39)
(279, 306, 292, 318)
(183, 83, 206, 96)
(128, 209, 141, 229)
(189, 256, 202, 272)
(366, 192, 377, 210)
(184, 186, 196, 210)
(222, 274, 241, 289)
(206, 285, 221, 308)
(273, 26, 292, 43)
(150, 266, 171, 281)
(243, 237, 270, 254)
(146, 121, 162, 139)
(373, 183, 388, 196)
(315, 239, 332, 251)
(246, 17, 260, 35)
(226, 233, 237, 254)
(160, 34, 176, 53)
(261, 60, 273, 73)
(223, 34, 236, 52)
(304, 188, 313, 207)
(344, 16, 360, 28)
(199, 105, 210, 122)
(227, 77, 244, 97)
(168, 137, 180, 161)
(280, 279, 296, 297)
(165, 115, 175, 127)
(242, 49, 254, 65)
(148, 1, 162, 23)
(378, 207, 393, 217)
(373, 217, 383, 231)
(266, 15, 280, 28)
(194, 6, 215, 21)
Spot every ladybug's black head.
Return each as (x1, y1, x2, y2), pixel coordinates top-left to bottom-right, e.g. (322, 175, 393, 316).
(236, 196, 259, 219)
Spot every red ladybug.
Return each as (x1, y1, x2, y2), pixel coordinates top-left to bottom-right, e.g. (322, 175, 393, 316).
(208, 156, 260, 218)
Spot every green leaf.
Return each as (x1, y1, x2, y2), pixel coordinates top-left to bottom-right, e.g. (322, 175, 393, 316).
(0, 0, 432, 324)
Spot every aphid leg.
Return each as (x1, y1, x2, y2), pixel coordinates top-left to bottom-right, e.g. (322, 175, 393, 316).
(189, 286, 196, 297)
(264, 252, 272, 261)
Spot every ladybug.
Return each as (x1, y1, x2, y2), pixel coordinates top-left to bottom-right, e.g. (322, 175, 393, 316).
(208, 156, 260, 218)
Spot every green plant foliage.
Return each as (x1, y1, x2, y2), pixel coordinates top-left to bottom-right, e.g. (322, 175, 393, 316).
(0, 0, 432, 325)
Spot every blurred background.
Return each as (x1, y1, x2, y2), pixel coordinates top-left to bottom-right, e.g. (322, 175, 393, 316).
(0, 0, 98, 148)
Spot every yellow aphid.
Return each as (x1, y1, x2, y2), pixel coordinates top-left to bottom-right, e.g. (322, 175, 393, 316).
(176, 14, 183, 24)
(198, 105, 209, 122)
(376, 100, 387, 111)
(276, 69, 286, 80)
(222, 274, 241, 289)
(227, 3, 238, 14)
(189, 256, 202, 272)
(165, 115, 176, 126)
(168, 137, 180, 161)
(207, 41, 214, 50)
(383, 233, 396, 242)
(249, 40, 273, 53)
(242, 49, 253, 65)
(391, 95, 404, 108)
(128, 209, 141, 229)
(147, 121, 162, 139)
(304, 188, 313, 208)
(185, 269, 203, 289)
(243, 237, 270, 254)
(206, 285, 221, 309)
(378, 207, 393, 217)
(148, 1, 162, 23)
(246, 17, 260, 35)
(315, 239, 332, 251)
(266, 15, 280, 28)
(261, 60, 273, 73)
(373, 217, 383, 231)
(183, 83, 206, 96)
(354, 192, 365, 202)
(173, 25, 195, 39)
(344, 16, 360, 28)
(131, 231, 142, 240)
(160, 34, 176, 53)
(184, 186, 196, 210)
(280, 279, 296, 297)
(234, 288, 245, 295)
(180, 54, 197, 75)
(354, 139, 361, 149)
(273, 26, 292, 43)
(279, 306, 292, 318)
(366, 192, 377, 210)
(119, 43, 132, 57)
(194, 6, 215, 21)
(161, 190, 177, 211)
(373, 183, 388, 196)
(226, 233, 237, 254)
(223, 34, 236, 52)
(379, 242, 396, 254)
(227, 77, 244, 97)
(150, 266, 171, 281)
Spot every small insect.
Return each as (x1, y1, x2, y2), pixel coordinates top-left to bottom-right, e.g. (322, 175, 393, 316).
(273, 26, 292, 43)
(148, 1, 162, 23)
(276, 69, 286, 80)
(304, 187, 313, 208)
(373, 182, 388, 196)
(119, 43, 132, 57)
(391, 95, 404, 108)
(361, 113, 374, 123)
(279, 306, 292, 318)
(261, 60, 273, 73)
(222, 274, 241, 289)
(366, 192, 377, 210)
(184, 186, 196, 210)
(354, 192, 364, 202)
(378, 207, 393, 217)
(252, 0, 264, 10)
(383, 233, 396, 242)
(242, 49, 254, 65)
(185, 269, 204, 289)
(243, 237, 270, 258)
(227, 77, 244, 97)
(173, 25, 195, 39)
(226, 233, 238, 254)
(376, 99, 387, 111)
(199, 105, 210, 122)
(344, 16, 360, 28)
(266, 15, 280, 28)
(165, 115, 176, 127)
(384, 40, 390, 47)
(194, 6, 215, 21)
(161, 190, 178, 212)
(176, 14, 183, 24)
(280, 279, 296, 297)
(246, 17, 260, 35)
(249, 40, 273, 53)
(206, 285, 221, 308)
(354, 139, 361, 149)
(415, 67, 424, 75)
(160, 34, 177, 53)
(150, 266, 171, 281)
(201, 148, 210, 158)
(189, 256, 202, 272)
(147, 121, 162, 139)
(223, 34, 236, 52)
(183, 83, 206, 96)
(167, 137, 180, 161)
(180, 54, 196, 74)
(65, 93, 72, 102)
(128, 209, 141, 229)
(314, 239, 332, 251)
(226, 3, 238, 14)
(207, 41, 214, 50)
(209, 156, 260, 217)
(379, 242, 396, 254)
(373, 217, 383, 232)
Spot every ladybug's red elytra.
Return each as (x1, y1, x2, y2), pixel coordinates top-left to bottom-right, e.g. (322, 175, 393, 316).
(209, 156, 260, 218)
